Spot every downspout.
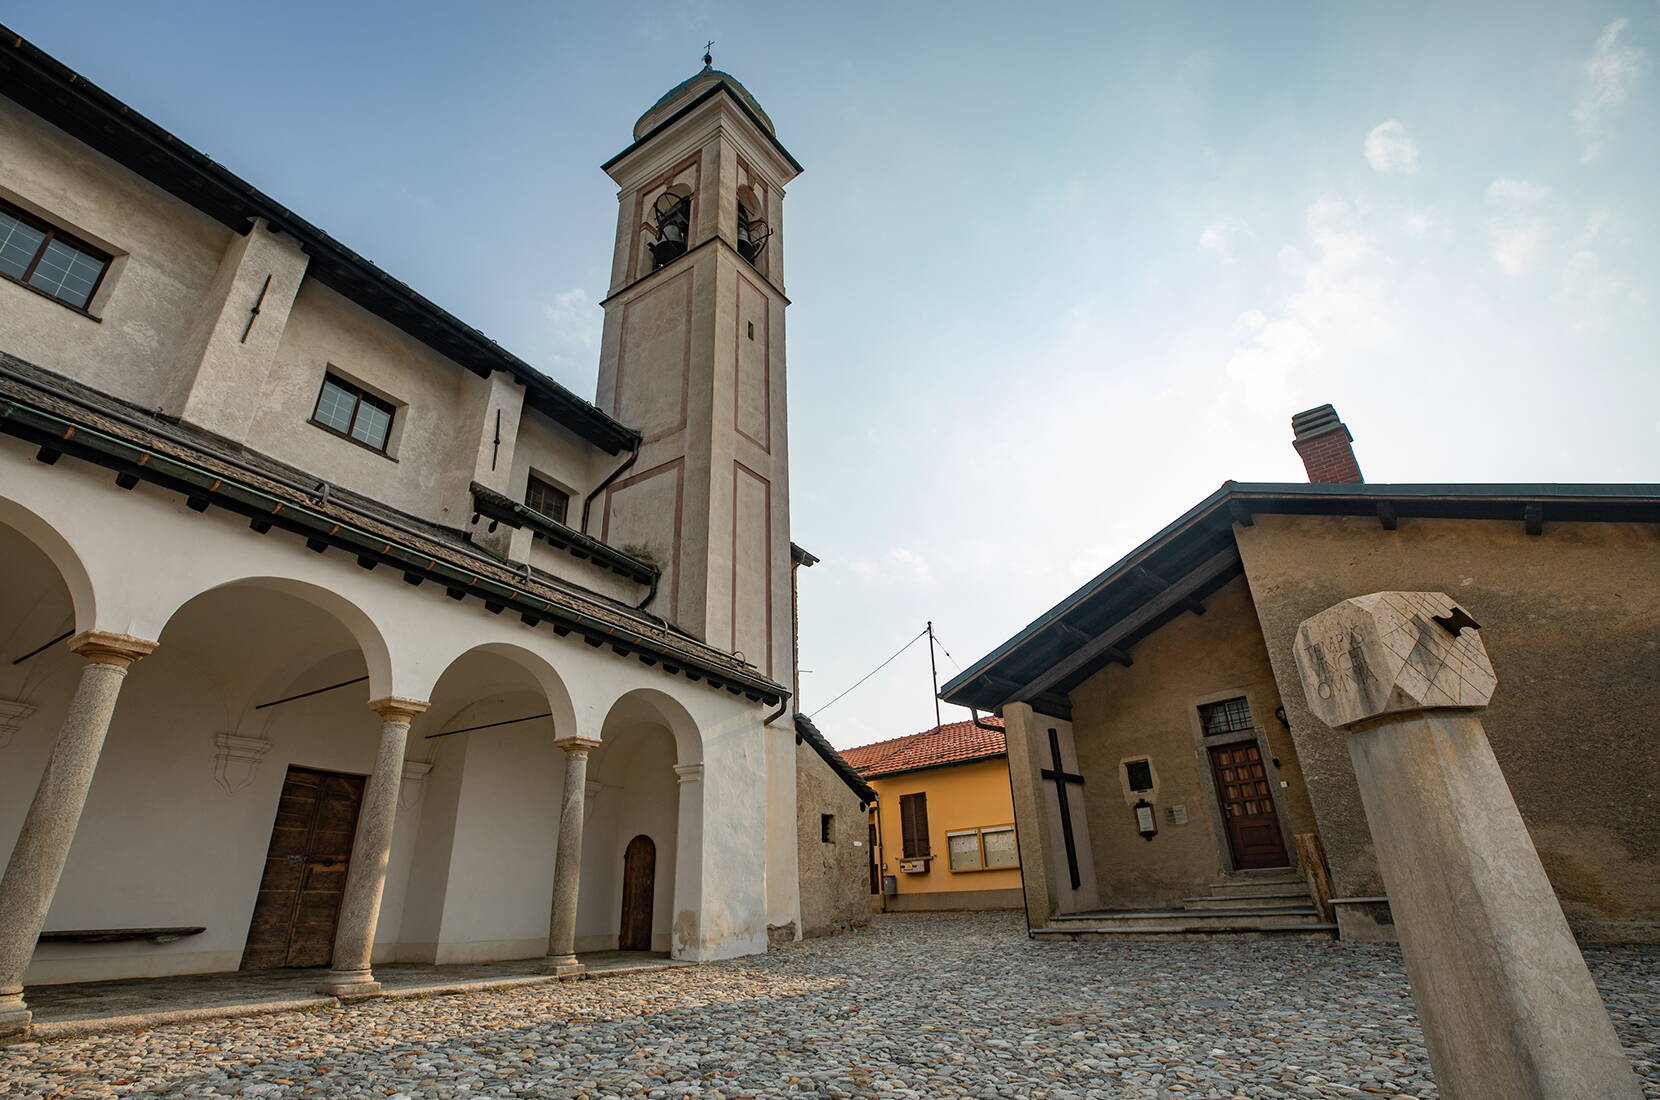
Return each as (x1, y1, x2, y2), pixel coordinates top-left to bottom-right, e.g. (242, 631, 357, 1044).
(581, 441, 640, 535)
(971, 705, 1002, 733)
(635, 568, 659, 611)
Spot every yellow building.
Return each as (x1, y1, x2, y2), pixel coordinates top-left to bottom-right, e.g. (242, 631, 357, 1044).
(845, 719, 1023, 911)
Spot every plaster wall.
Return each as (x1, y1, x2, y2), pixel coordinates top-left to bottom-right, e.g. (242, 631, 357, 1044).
(245, 281, 481, 525)
(577, 724, 681, 954)
(1067, 575, 1315, 910)
(0, 94, 230, 411)
(1236, 513, 1660, 941)
(414, 701, 562, 964)
(869, 757, 1022, 904)
(794, 742, 870, 938)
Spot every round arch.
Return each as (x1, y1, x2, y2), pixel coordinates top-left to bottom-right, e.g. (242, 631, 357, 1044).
(0, 493, 98, 633)
(159, 576, 395, 700)
(422, 641, 580, 741)
(598, 687, 703, 766)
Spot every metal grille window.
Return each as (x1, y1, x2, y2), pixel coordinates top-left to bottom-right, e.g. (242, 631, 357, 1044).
(0, 199, 111, 311)
(525, 475, 570, 525)
(311, 374, 395, 453)
(1199, 697, 1254, 736)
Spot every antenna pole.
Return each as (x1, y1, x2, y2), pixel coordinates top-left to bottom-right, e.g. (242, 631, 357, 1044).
(927, 620, 943, 732)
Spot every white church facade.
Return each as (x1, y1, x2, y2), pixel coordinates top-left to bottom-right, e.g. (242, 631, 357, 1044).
(0, 30, 864, 1043)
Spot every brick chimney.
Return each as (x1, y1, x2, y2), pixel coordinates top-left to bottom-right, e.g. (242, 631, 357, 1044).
(1291, 404, 1363, 483)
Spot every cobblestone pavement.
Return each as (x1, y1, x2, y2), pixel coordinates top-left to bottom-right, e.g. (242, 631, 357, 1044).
(3, 912, 1656, 1099)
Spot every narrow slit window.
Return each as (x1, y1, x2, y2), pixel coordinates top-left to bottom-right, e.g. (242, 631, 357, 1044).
(820, 813, 834, 843)
(310, 374, 395, 453)
(0, 199, 111, 311)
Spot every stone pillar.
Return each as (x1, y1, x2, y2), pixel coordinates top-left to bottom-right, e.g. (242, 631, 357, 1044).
(0, 630, 157, 1044)
(1292, 592, 1640, 1100)
(670, 762, 704, 960)
(543, 736, 601, 976)
(316, 697, 428, 998)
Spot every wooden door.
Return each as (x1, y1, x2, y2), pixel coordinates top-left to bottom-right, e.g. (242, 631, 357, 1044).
(1208, 742, 1290, 870)
(241, 766, 365, 970)
(619, 834, 656, 951)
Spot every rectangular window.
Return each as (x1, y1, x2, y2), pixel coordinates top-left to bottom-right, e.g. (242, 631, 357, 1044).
(1199, 697, 1253, 737)
(945, 825, 1020, 871)
(525, 474, 570, 525)
(820, 813, 834, 843)
(0, 198, 111, 311)
(1125, 759, 1154, 792)
(947, 830, 983, 871)
(311, 373, 395, 453)
(898, 792, 930, 859)
(982, 826, 1019, 868)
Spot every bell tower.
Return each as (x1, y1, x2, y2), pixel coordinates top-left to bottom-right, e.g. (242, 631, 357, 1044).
(594, 63, 802, 704)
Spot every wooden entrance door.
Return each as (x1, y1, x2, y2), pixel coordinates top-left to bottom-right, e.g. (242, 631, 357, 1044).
(1208, 742, 1290, 870)
(619, 834, 656, 951)
(241, 766, 366, 970)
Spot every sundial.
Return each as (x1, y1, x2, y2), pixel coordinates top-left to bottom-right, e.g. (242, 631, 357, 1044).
(1294, 591, 1497, 729)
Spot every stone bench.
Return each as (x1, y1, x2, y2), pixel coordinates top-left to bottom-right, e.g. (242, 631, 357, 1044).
(39, 927, 205, 945)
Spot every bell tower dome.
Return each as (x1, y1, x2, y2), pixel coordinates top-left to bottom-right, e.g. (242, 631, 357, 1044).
(593, 64, 802, 704)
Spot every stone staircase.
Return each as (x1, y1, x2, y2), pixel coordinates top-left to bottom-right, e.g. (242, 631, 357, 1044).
(1032, 869, 1337, 941)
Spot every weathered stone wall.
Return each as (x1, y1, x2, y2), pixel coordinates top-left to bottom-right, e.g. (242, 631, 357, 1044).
(1237, 513, 1660, 942)
(794, 742, 870, 938)
(1068, 576, 1317, 909)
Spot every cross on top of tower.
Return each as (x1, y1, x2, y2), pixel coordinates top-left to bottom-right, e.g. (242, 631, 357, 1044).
(703, 41, 714, 69)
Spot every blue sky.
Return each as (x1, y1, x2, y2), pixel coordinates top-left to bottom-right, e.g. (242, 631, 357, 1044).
(13, 2, 1656, 747)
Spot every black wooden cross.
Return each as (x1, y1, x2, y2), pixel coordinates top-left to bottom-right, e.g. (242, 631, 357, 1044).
(1040, 726, 1085, 890)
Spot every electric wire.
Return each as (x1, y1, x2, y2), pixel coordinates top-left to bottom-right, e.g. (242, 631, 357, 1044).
(808, 626, 929, 719)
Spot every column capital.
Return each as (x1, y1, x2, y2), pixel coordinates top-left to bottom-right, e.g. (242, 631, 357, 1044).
(68, 630, 158, 669)
(368, 697, 429, 724)
(674, 762, 704, 784)
(554, 736, 603, 756)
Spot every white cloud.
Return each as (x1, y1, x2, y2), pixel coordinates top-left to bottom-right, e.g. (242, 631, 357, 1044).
(1486, 178, 1551, 205)
(1575, 18, 1649, 161)
(1484, 178, 1553, 276)
(851, 547, 938, 588)
(1221, 197, 1393, 411)
(541, 287, 599, 351)
(1199, 216, 1253, 259)
(1363, 120, 1420, 174)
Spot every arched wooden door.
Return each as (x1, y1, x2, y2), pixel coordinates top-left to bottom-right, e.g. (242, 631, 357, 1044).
(619, 834, 656, 951)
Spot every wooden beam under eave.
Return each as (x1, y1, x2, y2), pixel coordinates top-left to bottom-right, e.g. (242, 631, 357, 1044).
(1377, 501, 1397, 530)
(1010, 547, 1239, 702)
(1524, 502, 1544, 536)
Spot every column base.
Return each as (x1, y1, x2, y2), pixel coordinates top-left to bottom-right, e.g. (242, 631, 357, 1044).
(0, 992, 32, 1045)
(314, 969, 382, 998)
(541, 955, 585, 978)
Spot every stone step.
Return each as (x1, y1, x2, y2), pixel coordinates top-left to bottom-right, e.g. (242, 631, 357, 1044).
(1048, 907, 1324, 931)
(1034, 922, 1339, 943)
(1200, 878, 1310, 898)
(1181, 893, 1313, 910)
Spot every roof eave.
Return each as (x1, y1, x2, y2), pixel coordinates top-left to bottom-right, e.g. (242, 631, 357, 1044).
(0, 26, 639, 456)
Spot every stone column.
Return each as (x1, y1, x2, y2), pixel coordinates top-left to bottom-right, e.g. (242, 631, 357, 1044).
(543, 736, 601, 976)
(1292, 592, 1640, 1100)
(670, 762, 704, 960)
(0, 630, 157, 1044)
(316, 697, 428, 998)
